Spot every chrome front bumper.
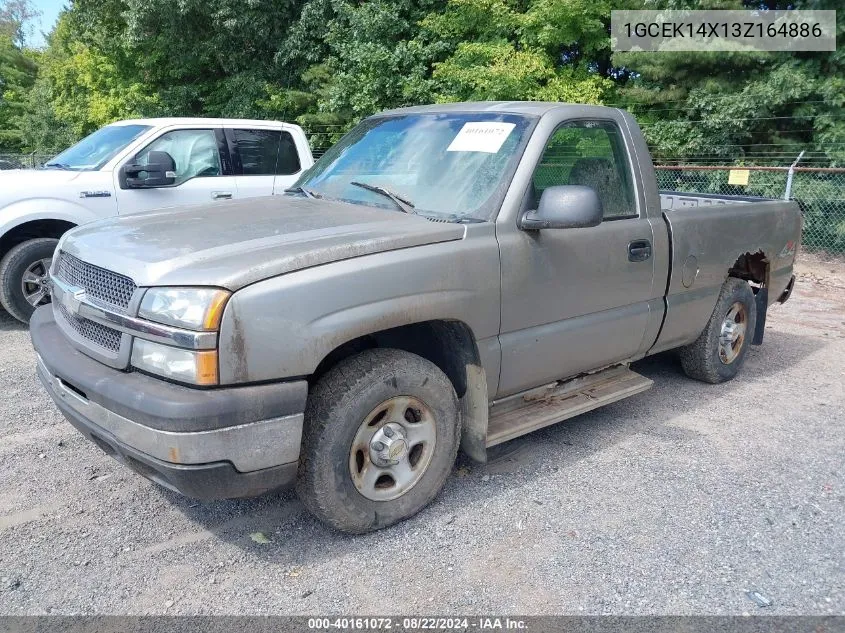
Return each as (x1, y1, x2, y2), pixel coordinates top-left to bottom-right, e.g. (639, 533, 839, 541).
(31, 305, 307, 499)
(36, 355, 303, 473)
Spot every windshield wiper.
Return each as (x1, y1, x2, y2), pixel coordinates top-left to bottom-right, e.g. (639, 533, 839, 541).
(283, 186, 321, 199)
(350, 181, 416, 215)
(418, 212, 485, 224)
(44, 162, 72, 170)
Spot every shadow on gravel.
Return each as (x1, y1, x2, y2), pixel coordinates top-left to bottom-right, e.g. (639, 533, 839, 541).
(475, 329, 823, 483)
(0, 306, 27, 332)
(136, 329, 828, 558)
(635, 329, 824, 382)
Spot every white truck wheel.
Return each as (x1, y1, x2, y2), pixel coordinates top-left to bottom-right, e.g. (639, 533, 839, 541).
(0, 238, 59, 323)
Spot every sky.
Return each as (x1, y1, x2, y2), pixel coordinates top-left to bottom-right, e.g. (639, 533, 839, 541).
(29, 0, 66, 48)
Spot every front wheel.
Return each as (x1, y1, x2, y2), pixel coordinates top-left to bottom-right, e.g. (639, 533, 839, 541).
(0, 238, 59, 323)
(679, 277, 757, 384)
(297, 348, 461, 533)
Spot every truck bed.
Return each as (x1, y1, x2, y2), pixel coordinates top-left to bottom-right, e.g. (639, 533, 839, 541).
(660, 190, 772, 209)
(649, 191, 802, 355)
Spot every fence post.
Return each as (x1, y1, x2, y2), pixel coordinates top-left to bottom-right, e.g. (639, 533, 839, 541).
(784, 150, 805, 200)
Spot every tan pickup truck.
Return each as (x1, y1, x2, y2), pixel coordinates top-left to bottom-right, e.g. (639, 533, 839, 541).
(31, 102, 800, 533)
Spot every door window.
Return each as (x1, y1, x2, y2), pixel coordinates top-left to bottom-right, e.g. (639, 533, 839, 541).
(136, 129, 222, 185)
(233, 129, 301, 176)
(532, 121, 636, 219)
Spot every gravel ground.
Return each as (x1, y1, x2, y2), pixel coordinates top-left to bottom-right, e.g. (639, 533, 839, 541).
(0, 259, 843, 616)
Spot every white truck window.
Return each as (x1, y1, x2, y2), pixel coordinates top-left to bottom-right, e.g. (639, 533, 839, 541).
(136, 129, 222, 185)
(233, 129, 301, 176)
(47, 124, 151, 171)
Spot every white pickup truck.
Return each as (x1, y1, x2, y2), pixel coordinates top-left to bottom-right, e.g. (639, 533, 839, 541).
(0, 118, 314, 322)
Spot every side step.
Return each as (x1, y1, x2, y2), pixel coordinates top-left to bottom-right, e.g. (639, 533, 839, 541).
(486, 365, 653, 447)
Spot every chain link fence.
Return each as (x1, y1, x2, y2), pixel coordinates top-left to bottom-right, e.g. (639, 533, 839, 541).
(655, 165, 845, 254)
(0, 153, 55, 170)
(300, 124, 351, 159)
(3, 146, 844, 254)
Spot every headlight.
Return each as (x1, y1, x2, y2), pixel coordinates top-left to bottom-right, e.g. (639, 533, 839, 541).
(131, 338, 218, 386)
(139, 287, 230, 331)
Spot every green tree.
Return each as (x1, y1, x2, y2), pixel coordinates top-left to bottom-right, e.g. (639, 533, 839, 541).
(117, 0, 302, 117)
(0, 0, 38, 151)
(613, 0, 845, 164)
(12, 0, 845, 171)
(0, 34, 36, 150)
(268, 0, 445, 130)
(20, 13, 157, 150)
(272, 0, 617, 130)
(420, 0, 616, 104)
(316, 0, 442, 118)
(0, 0, 39, 47)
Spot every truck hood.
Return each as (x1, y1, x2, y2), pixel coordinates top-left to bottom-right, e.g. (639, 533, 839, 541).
(0, 170, 99, 222)
(0, 168, 80, 186)
(0, 169, 81, 201)
(60, 196, 466, 289)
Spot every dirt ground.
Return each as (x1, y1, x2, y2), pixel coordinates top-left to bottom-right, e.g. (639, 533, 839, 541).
(0, 256, 843, 615)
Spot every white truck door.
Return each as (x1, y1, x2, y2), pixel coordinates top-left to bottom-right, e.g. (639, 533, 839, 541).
(113, 127, 238, 214)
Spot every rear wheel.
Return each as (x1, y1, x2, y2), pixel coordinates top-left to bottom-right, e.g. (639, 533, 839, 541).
(680, 277, 757, 384)
(0, 238, 59, 323)
(297, 348, 460, 533)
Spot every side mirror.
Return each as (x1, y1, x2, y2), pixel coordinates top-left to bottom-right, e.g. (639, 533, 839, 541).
(121, 151, 177, 189)
(519, 185, 603, 230)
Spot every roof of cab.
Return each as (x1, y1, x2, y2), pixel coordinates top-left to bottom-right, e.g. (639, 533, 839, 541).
(109, 117, 303, 129)
(378, 101, 621, 117)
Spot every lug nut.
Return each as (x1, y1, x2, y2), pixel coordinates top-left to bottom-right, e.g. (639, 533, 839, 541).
(372, 441, 385, 451)
(383, 427, 394, 438)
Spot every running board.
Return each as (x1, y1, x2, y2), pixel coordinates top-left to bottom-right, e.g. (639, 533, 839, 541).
(486, 365, 653, 447)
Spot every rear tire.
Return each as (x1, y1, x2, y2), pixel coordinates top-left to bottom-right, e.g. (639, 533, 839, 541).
(679, 277, 757, 384)
(297, 348, 461, 534)
(0, 238, 59, 324)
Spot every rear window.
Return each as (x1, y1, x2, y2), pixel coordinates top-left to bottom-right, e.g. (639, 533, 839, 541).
(233, 129, 301, 176)
(277, 132, 301, 175)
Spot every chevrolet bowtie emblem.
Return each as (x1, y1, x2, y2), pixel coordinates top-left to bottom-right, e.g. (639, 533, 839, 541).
(62, 286, 87, 314)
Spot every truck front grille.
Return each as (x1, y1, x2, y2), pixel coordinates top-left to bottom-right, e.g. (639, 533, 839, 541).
(55, 251, 136, 312)
(57, 303, 122, 353)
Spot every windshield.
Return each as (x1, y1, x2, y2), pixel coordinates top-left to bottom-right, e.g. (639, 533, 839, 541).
(294, 113, 534, 220)
(46, 124, 152, 171)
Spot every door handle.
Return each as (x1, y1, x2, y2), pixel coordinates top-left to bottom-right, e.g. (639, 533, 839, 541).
(628, 239, 652, 262)
(212, 191, 233, 200)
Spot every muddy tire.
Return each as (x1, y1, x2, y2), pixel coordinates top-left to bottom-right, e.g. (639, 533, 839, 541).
(0, 238, 59, 324)
(297, 348, 460, 534)
(680, 277, 757, 384)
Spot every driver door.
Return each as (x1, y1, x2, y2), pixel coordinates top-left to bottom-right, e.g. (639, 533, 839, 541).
(114, 127, 238, 215)
(496, 118, 657, 397)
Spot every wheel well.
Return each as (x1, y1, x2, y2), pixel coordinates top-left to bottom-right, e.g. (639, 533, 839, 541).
(311, 320, 480, 398)
(0, 220, 76, 261)
(729, 251, 769, 287)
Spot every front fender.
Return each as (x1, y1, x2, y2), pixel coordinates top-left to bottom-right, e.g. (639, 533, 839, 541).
(0, 198, 106, 239)
(217, 228, 501, 385)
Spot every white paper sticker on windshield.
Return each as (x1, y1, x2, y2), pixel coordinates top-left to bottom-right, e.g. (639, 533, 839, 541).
(446, 122, 516, 153)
